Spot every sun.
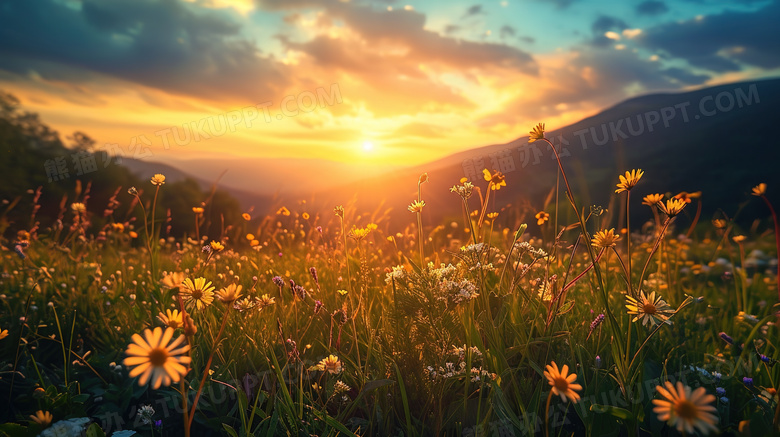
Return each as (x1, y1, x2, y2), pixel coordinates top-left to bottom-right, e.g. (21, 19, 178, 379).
(362, 141, 374, 152)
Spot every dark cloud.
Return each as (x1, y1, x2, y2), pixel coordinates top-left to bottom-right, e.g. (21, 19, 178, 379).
(0, 0, 289, 103)
(591, 15, 629, 34)
(636, 1, 668, 15)
(463, 5, 484, 18)
(637, 1, 780, 72)
(660, 67, 710, 85)
(444, 24, 461, 34)
(499, 25, 516, 39)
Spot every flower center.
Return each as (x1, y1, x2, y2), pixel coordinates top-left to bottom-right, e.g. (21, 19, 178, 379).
(554, 377, 569, 393)
(191, 289, 203, 299)
(149, 347, 169, 367)
(674, 400, 697, 420)
(642, 303, 657, 315)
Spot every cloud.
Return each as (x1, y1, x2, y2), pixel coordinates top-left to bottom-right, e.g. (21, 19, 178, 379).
(636, 1, 668, 16)
(0, 0, 290, 104)
(637, 2, 780, 72)
(499, 25, 516, 39)
(463, 5, 484, 18)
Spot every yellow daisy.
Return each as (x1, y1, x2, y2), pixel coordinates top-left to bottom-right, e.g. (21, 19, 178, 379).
(625, 290, 674, 327)
(652, 381, 719, 435)
(216, 284, 243, 304)
(482, 169, 507, 190)
(29, 410, 53, 428)
(535, 211, 549, 225)
(408, 200, 426, 213)
(256, 294, 276, 309)
(123, 327, 191, 389)
(150, 174, 166, 186)
(658, 198, 687, 218)
(642, 193, 664, 206)
(591, 228, 620, 248)
(179, 277, 216, 310)
(543, 361, 582, 403)
(161, 271, 185, 290)
(315, 355, 342, 374)
(528, 123, 545, 142)
(615, 169, 644, 193)
(209, 241, 224, 252)
(157, 309, 183, 329)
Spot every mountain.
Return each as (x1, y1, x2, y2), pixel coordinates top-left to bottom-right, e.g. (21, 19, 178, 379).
(312, 78, 780, 230)
(121, 78, 780, 232)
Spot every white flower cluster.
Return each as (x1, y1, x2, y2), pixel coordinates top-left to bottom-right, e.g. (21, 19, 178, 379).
(384, 265, 407, 284)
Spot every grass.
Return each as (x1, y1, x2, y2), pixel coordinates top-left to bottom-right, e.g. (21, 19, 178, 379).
(0, 126, 779, 436)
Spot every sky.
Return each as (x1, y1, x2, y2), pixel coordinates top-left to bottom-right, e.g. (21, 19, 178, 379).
(0, 0, 778, 169)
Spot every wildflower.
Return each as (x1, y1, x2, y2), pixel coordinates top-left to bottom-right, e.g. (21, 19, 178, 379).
(302, 212, 310, 220)
(129, 231, 138, 238)
(732, 235, 746, 243)
(192, 207, 204, 215)
(250, 239, 260, 247)
(652, 381, 718, 435)
(111, 223, 125, 232)
(242, 213, 251, 221)
(337, 289, 348, 296)
(30, 410, 53, 428)
(751, 183, 766, 196)
(233, 297, 256, 312)
(246, 233, 255, 241)
(123, 327, 191, 389)
(595, 356, 602, 369)
(528, 123, 545, 142)
(743, 377, 753, 387)
(718, 332, 734, 345)
(674, 191, 701, 204)
(128, 187, 138, 196)
(179, 278, 216, 310)
(272, 276, 284, 288)
(0, 329, 9, 340)
(334, 380, 351, 394)
(314, 300, 324, 315)
(716, 387, 726, 396)
(310, 267, 319, 284)
(161, 271, 185, 289)
(626, 291, 674, 327)
(658, 198, 687, 218)
(216, 284, 243, 304)
(256, 294, 276, 309)
(150, 174, 166, 186)
(591, 228, 620, 248)
(535, 211, 549, 225)
(642, 193, 664, 206)
(588, 314, 605, 337)
(277, 206, 291, 216)
(543, 362, 582, 403)
(712, 219, 727, 229)
(483, 169, 507, 190)
(334, 205, 344, 218)
(138, 405, 155, 425)
(367, 223, 377, 230)
(209, 241, 224, 252)
(615, 169, 644, 193)
(349, 226, 371, 241)
(450, 181, 474, 199)
(314, 355, 342, 374)
(202, 245, 212, 254)
(71, 202, 86, 214)
(157, 309, 183, 329)
(408, 200, 425, 213)
(419, 173, 429, 184)
(486, 212, 499, 220)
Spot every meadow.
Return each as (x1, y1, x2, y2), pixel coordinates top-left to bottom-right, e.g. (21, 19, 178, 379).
(1, 124, 779, 436)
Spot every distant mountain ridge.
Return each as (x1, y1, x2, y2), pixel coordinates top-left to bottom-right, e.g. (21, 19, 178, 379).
(121, 78, 780, 230)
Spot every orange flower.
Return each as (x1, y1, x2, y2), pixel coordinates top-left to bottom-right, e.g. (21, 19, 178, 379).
(674, 191, 701, 204)
(544, 362, 582, 403)
(535, 211, 549, 225)
(752, 183, 766, 196)
(528, 123, 545, 142)
(242, 213, 251, 221)
(652, 381, 718, 435)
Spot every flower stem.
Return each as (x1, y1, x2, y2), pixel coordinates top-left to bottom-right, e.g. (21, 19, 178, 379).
(188, 304, 232, 427)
